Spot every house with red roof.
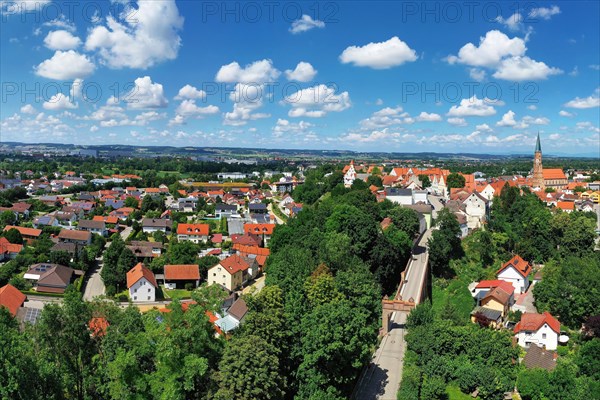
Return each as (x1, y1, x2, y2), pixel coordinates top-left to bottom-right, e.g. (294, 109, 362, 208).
(176, 223, 210, 243)
(556, 201, 575, 213)
(3, 225, 42, 243)
(127, 263, 157, 302)
(0, 284, 26, 317)
(207, 255, 256, 291)
(0, 237, 23, 261)
(164, 264, 200, 290)
(514, 312, 561, 350)
(497, 255, 532, 294)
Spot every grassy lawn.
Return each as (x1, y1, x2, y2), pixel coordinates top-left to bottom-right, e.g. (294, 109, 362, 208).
(432, 276, 475, 323)
(163, 288, 192, 300)
(446, 385, 477, 400)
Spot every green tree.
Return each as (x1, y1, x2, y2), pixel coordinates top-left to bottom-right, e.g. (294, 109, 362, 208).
(446, 173, 466, 189)
(577, 339, 600, 380)
(418, 174, 431, 188)
(386, 207, 421, 238)
(124, 196, 139, 208)
(49, 250, 72, 267)
(3, 227, 23, 244)
(428, 208, 463, 277)
(366, 174, 383, 188)
(215, 335, 285, 400)
(0, 210, 15, 227)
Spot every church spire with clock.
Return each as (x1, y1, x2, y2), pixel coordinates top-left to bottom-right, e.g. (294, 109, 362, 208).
(532, 132, 544, 189)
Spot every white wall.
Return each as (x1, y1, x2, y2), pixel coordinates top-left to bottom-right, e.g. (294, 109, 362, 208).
(498, 267, 529, 294)
(129, 277, 155, 302)
(517, 324, 559, 350)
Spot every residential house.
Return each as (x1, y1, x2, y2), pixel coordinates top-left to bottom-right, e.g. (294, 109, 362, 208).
(3, 225, 42, 243)
(556, 201, 575, 213)
(24, 263, 83, 294)
(215, 204, 238, 219)
(522, 344, 558, 371)
(232, 244, 269, 272)
(231, 233, 262, 247)
(110, 207, 135, 220)
(470, 307, 503, 328)
(164, 264, 200, 289)
(243, 223, 275, 246)
(0, 202, 31, 220)
(479, 284, 514, 319)
(58, 229, 92, 246)
(208, 255, 255, 292)
(127, 241, 163, 262)
(126, 263, 157, 302)
(497, 255, 532, 294)
(343, 162, 358, 187)
(215, 297, 248, 333)
(0, 237, 23, 261)
(249, 203, 268, 214)
(142, 218, 172, 234)
(514, 312, 561, 350)
(177, 223, 210, 244)
(0, 284, 26, 317)
(177, 198, 197, 212)
(385, 188, 413, 205)
(78, 220, 107, 236)
(463, 192, 488, 230)
(50, 242, 80, 258)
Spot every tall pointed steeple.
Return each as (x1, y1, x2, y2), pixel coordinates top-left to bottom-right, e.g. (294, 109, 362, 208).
(532, 132, 544, 189)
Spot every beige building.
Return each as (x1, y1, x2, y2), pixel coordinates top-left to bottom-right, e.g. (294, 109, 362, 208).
(207, 255, 252, 291)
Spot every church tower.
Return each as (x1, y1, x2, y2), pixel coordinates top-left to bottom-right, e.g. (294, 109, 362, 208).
(532, 132, 544, 189)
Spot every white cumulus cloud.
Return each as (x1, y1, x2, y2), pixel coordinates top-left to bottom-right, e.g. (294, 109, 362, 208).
(35, 50, 95, 80)
(124, 76, 168, 109)
(340, 36, 417, 69)
(447, 96, 497, 117)
(216, 59, 280, 84)
(174, 84, 206, 100)
(284, 84, 351, 118)
(85, 0, 183, 69)
(285, 62, 317, 82)
(43, 30, 81, 50)
(415, 112, 442, 122)
(289, 15, 325, 34)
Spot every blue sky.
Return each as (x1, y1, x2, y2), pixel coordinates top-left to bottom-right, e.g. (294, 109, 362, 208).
(1, 0, 599, 155)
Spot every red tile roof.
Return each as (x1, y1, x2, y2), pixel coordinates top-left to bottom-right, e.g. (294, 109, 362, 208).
(177, 223, 209, 236)
(244, 223, 275, 235)
(89, 317, 109, 337)
(542, 169, 567, 180)
(556, 201, 575, 211)
(232, 244, 270, 256)
(0, 237, 23, 256)
(475, 280, 515, 295)
(3, 225, 42, 238)
(93, 215, 119, 224)
(126, 263, 157, 288)
(0, 284, 26, 316)
(514, 312, 560, 334)
(218, 255, 251, 275)
(497, 255, 532, 278)
(164, 264, 200, 281)
(211, 234, 223, 243)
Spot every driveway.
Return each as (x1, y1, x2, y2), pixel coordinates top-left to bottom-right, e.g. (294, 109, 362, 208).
(83, 256, 106, 301)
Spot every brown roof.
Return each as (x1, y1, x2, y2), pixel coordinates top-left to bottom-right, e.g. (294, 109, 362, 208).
(126, 263, 157, 288)
(231, 233, 262, 247)
(522, 344, 557, 371)
(36, 265, 80, 293)
(142, 218, 172, 228)
(78, 219, 106, 230)
(3, 225, 42, 238)
(58, 229, 92, 242)
(228, 298, 248, 322)
(0, 284, 26, 316)
(164, 264, 200, 281)
(482, 285, 512, 306)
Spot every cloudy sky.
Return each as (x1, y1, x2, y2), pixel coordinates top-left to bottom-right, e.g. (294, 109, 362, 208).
(1, 0, 599, 155)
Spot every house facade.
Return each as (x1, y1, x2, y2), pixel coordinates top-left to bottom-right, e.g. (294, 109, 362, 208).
(207, 255, 252, 291)
(177, 223, 210, 243)
(514, 312, 560, 350)
(497, 255, 532, 294)
(126, 263, 157, 302)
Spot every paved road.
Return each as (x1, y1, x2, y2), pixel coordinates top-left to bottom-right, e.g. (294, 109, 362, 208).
(428, 194, 444, 219)
(83, 256, 106, 301)
(267, 203, 285, 225)
(242, 275, 266, 295)
(120, 225, 133, 240)
(353, 312, 407, 400)
(400, 228, 432, 302)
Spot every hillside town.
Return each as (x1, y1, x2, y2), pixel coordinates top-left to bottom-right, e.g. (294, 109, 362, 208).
(1, 135, 599, 399)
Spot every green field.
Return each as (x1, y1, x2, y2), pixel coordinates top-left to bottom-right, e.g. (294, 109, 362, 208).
(163, 288, 193, 300)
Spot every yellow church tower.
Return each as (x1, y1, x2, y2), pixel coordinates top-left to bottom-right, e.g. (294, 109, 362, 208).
(532, 132, 544, 190)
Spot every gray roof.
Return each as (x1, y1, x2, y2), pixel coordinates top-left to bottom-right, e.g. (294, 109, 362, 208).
(386, 188, 412, 196)
(471, 306, 502, 321)
(142, 218, 172, 228)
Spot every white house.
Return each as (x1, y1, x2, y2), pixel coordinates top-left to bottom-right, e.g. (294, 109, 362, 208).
(343, 162, 357, 187)
(385, 188, 413, 205)
(496, 255, 532, 294)
(413, 190, 428, 204)
(141, 218, 172, 234)
(478, 184, 495, 202)
(463, 192, 488, 230)
(177, 223, 210, 244)
(126, 263, 157, 302)
(430, 175, 448, 198)
(514, 312, 560, 350)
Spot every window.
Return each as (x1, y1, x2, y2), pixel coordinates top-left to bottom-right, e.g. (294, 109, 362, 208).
(148, 288, 151, 292)
(542, 333, 547, 339)
(134, 296, 137, 300)
(134, 289, 137, 293)
(147, 296, 150, 300)
(213, 273, 216, 276)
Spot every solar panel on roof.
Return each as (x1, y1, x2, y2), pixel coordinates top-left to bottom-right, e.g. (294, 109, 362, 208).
(23, 308, 42, 324)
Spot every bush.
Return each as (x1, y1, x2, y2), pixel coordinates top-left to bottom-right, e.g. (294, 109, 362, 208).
(118, 294, 129, 302)
(397, 363, 422, 400)
(185, 282, 194, 291)
(420, 375, 446, 400)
